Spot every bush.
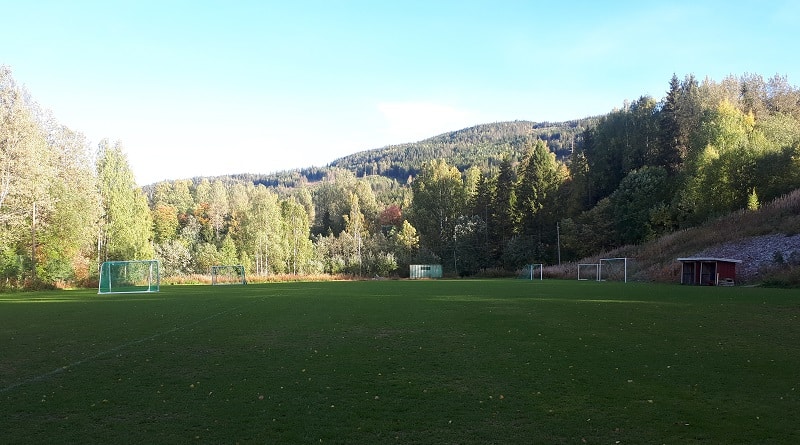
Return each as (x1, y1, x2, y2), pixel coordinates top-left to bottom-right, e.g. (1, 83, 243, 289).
(761, 265, 800, 288)
(474, 267, 515, 278)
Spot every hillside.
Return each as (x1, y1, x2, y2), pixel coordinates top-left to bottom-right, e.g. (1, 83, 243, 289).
(547, 188, 800, 286)
(223, 119, 597, 188)
(327, 119, 595, 181)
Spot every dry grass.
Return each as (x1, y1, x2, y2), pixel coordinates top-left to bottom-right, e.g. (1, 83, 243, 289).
(161, 272, 356, 286)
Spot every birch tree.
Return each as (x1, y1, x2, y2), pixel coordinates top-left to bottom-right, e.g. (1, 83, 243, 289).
(96, 139, 153, 261)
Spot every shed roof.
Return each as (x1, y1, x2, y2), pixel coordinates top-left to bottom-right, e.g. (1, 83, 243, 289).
(677, 257, 742, 263)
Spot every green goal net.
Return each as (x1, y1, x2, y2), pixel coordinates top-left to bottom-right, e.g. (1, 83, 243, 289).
(98, 260, 160, 294)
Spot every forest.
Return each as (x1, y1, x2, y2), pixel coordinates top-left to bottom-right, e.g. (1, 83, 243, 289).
(2, 66, 800, 288)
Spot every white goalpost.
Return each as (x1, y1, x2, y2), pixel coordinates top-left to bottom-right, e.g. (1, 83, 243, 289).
(517, 264, 543, 280)
(577, 263, 600, 281)
(599, 257, 628, 283)
(211, 265, 247, 285)
(98, 260, 160, 294)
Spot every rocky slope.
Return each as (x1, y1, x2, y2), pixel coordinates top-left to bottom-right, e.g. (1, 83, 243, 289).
(691, 233, 800, 281)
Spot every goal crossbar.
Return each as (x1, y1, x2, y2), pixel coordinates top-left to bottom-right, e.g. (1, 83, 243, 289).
(518, 263, 544, 280)
(577, 263, 600, 281)
(211, 265, 247, 285)
(98, 260, 160, 294)
(599, 257, 628, 283)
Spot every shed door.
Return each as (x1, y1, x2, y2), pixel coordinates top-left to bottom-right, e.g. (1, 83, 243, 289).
(682, 262, 695, 284)
(700, 262, 717, 285)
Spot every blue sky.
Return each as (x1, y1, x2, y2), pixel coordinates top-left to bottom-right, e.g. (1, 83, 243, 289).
(3, 1, 799, 184)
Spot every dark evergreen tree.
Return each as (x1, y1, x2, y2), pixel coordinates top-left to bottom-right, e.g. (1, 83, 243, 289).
(656, 74, 684, 173)
(515, 140, 561, 235)
(490, 158, 517, 263)
(469, 172, 495, 270)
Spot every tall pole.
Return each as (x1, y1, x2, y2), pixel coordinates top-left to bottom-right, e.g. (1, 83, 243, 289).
(31, 202, 36, 281)
(556, 222, 561, 265)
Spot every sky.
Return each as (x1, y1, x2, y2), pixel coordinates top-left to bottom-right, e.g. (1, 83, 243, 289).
(2, 0, 799, 185)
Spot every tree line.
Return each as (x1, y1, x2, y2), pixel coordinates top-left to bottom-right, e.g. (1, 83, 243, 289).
(2, 66, 800, 288)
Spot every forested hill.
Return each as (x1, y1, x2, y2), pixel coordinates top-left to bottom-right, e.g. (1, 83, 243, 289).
(227, 119, 597, 187)
(327, 119, 595, 182)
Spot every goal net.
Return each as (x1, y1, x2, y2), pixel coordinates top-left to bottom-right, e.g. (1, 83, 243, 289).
(211, 265, 247, 285)
(517, 264, 543, 280)
(599, 257, 628, 282)
(577, 263, 599, 281)
(98, 260, 160, 294)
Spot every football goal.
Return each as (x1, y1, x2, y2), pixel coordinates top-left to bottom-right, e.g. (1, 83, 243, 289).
(599, 257, 628, 283)
(517, 263, 543, 280)
(98, 260, 160, 294)
(211, 265, 247, 285)
(577, 263, 600, 281)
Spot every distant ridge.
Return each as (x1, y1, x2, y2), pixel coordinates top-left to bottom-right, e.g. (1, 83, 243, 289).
(216, 119, 598, 188)
(327, 119, 596, 182)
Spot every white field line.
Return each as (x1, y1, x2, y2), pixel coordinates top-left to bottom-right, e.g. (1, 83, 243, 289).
(1, 300, 258, 395)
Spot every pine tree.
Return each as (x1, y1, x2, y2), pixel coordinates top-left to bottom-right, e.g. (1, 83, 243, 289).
(491, 159, 517, 250)
(655, 74, 684, 172)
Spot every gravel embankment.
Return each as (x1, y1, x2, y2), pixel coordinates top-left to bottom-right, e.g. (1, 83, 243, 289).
(692, 233, 800, 281)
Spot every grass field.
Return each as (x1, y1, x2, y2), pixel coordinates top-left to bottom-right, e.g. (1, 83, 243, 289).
(1, 280, 799, 444)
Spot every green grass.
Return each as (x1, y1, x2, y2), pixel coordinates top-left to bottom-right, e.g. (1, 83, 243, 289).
(1, 280, 799, 444)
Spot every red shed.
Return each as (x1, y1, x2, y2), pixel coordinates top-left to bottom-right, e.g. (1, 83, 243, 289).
(677, 257, 741, 286)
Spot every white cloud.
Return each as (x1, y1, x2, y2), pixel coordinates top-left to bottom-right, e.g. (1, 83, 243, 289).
(377, 101, 480, 144)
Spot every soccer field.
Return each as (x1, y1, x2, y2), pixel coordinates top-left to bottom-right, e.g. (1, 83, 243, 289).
(1, 280, 798, 444)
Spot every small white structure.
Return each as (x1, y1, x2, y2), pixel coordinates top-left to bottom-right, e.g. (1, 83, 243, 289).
(410, 264, 442, 279)
(599, 257, 628, 282)
(577, 263, 600, 281)
(518, 264, 544, 280)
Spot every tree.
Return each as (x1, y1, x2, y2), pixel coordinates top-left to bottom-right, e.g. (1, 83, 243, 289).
(0, 66, 54, 281)
(747, 188, 760, 211)
(469, 172, 494, 270)
(96, 139, 153, 262)
(218, 234, 238, 266)
(490, 159, 517, 262)
(580, 113, 626, 203)
(312, 169, 354, 236)
(378, 204, 403, 229)
(241, 185, 282, 275)
(155, 239, 191, 276)
(170, 179, 195, 214)
(453, 214, 485, 275)
(656, 74, 685, 172)
(515, 140, 563, 234)
(311, 169, 378, 238)
(40, 126, 101, 283)
(391, 220, 419, 267)
(208, 179, 229, 241)
(0, 69, 98, 286)
(152, 204, 179, 243)
(766, 74, 800, 119)
(563, 150, 592, 216)
(408, 159, 468, 271)
(281, 197, 313, 274)
(343, 192, 367, 275)
(514, 139, 566, 263)
(608, 166, 671, 244)
(193, 242, 219, 274)
(194, 178, 212, 208)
